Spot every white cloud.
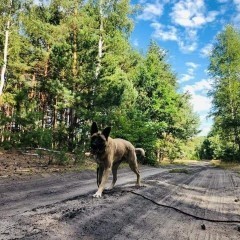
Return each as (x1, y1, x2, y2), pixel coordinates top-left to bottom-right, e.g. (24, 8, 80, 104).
(169, 0, 218, 53)
(186, 63, 199, 75)
(186, 84, 213, 136)
(206, 11, 219, 22)
(198, 116, 213, 136)
(170, 0, 219, 28)
(183, 79, 213, 115)
(186, 29, 198, 39)
(179, 62, 199, 83)
(186, 62, 199, 69)
(179, 74, 194, 83)
(181, 78, 214, 136)
(151, 22, 178, 41)
(191, 94, 212, 113)
(183, 78, 212, 95)
(217, 0, 229, 3)
(232, 0, 240, 25)
(133, 39, 139, 47)
(139, 0, 220, 54)
(178, 41, 198, 53)
(187, 68, 194, 75)
(151, 23, 198, 53)
(200, 43, 213, 57)
(234, 0, 240, 11)
(233, 13, 240, 25)
(137, 1, 164, 21)
(178, 28, 198, 53)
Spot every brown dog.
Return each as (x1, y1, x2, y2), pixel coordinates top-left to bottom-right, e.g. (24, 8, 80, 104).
(90, 122, 144, 198)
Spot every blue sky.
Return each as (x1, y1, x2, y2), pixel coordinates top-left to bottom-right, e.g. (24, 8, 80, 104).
(130, 0, 240, 136)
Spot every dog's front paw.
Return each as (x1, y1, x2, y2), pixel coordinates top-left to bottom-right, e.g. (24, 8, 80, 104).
(93, 192, 102, 198)
(135, 183, 145, 188)
(105, 186, 113, 191)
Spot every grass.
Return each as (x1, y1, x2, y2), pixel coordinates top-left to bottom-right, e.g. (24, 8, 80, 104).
(157, 159, 200, 167)
(169, 168, 190, 174)
(210, 159, 240, 173)
(76, 160, 97, 171)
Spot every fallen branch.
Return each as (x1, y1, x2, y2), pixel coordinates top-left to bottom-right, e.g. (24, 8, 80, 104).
(21, 153, 39, 156)
(19, 148, 60, 156)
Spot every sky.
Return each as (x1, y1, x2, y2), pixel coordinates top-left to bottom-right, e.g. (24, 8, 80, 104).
(130, 0, 240, 136)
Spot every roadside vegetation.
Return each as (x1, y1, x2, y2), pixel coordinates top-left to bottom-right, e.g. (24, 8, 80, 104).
(210, 160, 240, 173)
(0, 1, 239, 166)
(199, 25, 240, 163)
(169, 168, 190, 174)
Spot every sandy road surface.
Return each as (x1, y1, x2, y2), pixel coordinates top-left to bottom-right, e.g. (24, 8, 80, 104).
(0, 162, 240, 240)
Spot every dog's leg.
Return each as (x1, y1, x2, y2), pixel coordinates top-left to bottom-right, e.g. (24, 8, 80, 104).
(107, 161, 121, 190)
(97, 166, 99, 186)
(128, 152, 141, 186)
(97, 165, 104, 187)
(93, 166, 111, 198)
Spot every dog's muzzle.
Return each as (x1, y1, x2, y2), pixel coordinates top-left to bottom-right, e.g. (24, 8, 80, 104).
(90, 148, 105, 155)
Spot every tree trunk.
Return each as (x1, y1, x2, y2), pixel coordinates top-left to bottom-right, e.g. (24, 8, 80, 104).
(72, 0, 78, 78)
(0, 8, 11, 95)
(44, 45, 50, 77)
(95, 0, 104, 80)
(72, 30, 77, 77)
(52, 98, 57, 130)
(68, 108, 77, 151)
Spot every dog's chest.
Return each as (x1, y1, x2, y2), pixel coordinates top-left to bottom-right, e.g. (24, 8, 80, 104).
(93, 154, 106, 164)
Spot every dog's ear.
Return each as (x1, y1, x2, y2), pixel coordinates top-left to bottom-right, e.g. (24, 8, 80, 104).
(102, 126, 111, 140)
(91, 122, 98, 135)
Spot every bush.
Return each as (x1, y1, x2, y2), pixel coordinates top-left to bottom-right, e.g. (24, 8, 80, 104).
(53, 150, 69, 165)
(73, 146, 86, 165)
(20, 128, 53, 149)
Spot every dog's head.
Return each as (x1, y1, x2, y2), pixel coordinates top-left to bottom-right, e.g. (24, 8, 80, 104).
(90, 122, 111, 155)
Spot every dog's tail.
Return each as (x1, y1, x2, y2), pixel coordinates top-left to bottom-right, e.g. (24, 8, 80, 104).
(135, 148, 145, 158)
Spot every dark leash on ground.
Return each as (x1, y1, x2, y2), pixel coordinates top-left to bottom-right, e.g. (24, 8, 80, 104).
(122, 189, 240, 224)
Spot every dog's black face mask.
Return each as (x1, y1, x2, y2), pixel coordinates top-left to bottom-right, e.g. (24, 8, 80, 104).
(90, 134, 107, 154)
(90, 122, 111, 155)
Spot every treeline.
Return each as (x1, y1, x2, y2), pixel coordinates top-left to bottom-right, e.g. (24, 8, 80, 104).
(200, 25, 240, 162)
(0, 0, 199, 164)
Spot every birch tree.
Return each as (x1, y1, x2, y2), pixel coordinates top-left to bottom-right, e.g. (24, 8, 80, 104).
(208, 25, 240, 159)
(0, 0, 13, 96)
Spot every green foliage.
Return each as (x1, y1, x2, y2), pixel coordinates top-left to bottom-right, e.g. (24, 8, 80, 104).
(181, 137, 204, 160)
(199, 136, 217, 160)
(111, 111, 160, 165)
(0, 0, 200, 165)
(72, 146, 86, 165)
(128, 41, 199, 164)
(169, 168, 189, 174)
(199, 134, 240, 161)
(53, 150, 69, 165)
(206, 25, 240, 161)
(20, 128, 53, 149)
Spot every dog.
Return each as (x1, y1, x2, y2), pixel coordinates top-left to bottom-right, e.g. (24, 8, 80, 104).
(89, 122, 145, 198)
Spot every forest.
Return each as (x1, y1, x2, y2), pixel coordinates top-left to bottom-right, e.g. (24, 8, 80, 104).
(0, 0, 239, 164)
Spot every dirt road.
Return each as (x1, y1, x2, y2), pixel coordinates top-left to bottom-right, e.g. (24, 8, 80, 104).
(0, 161, 240, 240)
